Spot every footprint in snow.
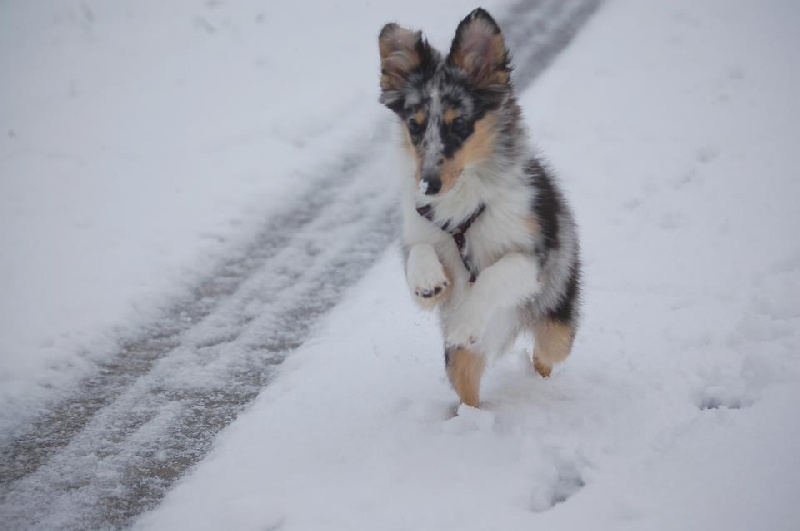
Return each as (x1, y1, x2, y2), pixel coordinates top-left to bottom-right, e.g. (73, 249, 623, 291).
(531, 458, 586, 512)
(695, 385, 751, 411)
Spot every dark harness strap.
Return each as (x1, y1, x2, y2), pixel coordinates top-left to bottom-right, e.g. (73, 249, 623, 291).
(416, 203, 486, 283)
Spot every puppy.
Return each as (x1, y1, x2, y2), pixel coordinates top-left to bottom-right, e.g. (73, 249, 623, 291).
(378, 8, 581, 407)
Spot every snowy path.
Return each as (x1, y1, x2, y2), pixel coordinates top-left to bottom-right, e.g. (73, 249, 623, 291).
(134, 0, 800, 529)
(0, 1, 602, 528)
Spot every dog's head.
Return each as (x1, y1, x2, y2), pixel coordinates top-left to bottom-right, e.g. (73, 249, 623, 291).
(379, 8, 512, 197)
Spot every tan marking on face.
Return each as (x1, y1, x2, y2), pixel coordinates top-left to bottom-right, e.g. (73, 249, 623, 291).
(438, 111, 497, 194)
(401, 111, 427, 189)
(443, 107, 460, 125)
(532, 319, 575, 375)
(400, 125, 424, 189)
(379, 25, 420, 90)
(446, 347, 485, 407)
(401, 122, 414, 153)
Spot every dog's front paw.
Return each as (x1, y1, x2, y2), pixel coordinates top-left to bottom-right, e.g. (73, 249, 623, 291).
(409, 267, 449, 309)
(407, 245, 449, 310)
(446, 302, 487, 348)
(413, 272, 449, 299)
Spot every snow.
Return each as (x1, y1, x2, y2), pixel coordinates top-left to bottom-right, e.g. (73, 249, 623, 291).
(131, 0, 800, 529)
(0, 0, 506, 415)
(2, 0, 800, 528)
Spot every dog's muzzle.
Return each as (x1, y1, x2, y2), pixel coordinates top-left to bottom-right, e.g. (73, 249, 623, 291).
(420, 170, 441, 196)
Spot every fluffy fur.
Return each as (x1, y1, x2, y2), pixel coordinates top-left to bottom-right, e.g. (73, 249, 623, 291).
(379, 8, 581, 407)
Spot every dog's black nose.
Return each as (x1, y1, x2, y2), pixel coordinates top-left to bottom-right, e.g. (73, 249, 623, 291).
(421, 173, 441, 195)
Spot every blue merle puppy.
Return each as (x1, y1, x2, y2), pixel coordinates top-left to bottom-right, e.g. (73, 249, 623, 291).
(379, 8, 581, 407)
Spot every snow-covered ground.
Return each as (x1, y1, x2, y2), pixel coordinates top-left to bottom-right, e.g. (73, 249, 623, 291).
(130, 0, 800, 529)
(0, 0, 508, 414)
(3, 0, 800, 528)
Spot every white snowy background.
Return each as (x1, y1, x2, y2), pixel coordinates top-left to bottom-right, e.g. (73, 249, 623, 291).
(2, 0, 800, 529)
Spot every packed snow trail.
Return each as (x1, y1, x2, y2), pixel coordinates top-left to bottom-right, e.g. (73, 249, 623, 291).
(0, 1, 602, 528)
(134, 0, 800, 529)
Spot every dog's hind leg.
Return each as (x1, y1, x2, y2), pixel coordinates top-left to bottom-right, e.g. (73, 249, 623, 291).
(532, 319, 575, 378)
(444, 346, 485, 407)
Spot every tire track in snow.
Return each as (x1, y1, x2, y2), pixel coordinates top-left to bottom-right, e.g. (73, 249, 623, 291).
(0, 1, 603, 528)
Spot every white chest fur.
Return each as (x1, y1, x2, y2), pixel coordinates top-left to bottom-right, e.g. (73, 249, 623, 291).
(402, 164, 544, 356)
(404, 165, 535, 282)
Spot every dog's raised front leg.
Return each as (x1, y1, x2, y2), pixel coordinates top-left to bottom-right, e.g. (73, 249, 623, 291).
(446, 253, 541, 347)
(406, 243, 450, 310)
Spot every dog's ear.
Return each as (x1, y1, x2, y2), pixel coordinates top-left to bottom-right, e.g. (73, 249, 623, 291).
(447, 9, 510, 90)
(378, 23, 434, 112)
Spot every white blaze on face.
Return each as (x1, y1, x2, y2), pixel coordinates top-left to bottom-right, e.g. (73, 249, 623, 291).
(421, 88, 444, 176)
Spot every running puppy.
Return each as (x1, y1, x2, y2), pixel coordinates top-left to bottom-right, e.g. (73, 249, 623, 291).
(378, 8, 581, 407)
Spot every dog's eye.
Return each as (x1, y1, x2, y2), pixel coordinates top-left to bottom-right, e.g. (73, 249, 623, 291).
(408, 117, 424, 136)
(451, 117, 468, 135)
